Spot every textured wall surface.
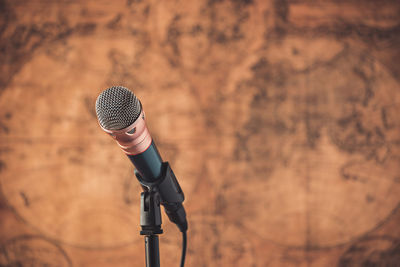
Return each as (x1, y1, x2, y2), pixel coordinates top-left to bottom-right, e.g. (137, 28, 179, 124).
(0, 0, 400, 266)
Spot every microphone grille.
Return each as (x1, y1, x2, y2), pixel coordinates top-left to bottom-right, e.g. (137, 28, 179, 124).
(95, 86, 142, 130)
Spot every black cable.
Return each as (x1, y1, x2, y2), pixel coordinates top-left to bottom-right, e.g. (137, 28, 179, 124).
(180, 231, 187, 267)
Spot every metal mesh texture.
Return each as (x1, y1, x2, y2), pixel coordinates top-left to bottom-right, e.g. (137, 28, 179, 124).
(95, 86, 142, 130)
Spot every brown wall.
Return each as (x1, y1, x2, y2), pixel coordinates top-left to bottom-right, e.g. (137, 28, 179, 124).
(0, 0, 400, 266)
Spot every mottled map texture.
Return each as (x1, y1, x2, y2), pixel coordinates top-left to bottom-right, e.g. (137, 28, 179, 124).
(0, 0, 400, 266)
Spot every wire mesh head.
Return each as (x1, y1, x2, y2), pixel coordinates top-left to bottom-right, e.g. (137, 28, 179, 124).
(95, 86, 142, 130)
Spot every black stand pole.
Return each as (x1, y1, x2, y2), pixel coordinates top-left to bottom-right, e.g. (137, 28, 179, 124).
(145, 235, 160, 267)
(140, 190, 163, 267)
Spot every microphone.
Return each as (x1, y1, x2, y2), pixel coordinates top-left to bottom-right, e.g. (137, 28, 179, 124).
(95, 86, 188, 232)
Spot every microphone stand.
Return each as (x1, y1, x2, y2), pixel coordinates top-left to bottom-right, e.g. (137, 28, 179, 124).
(140, 189, 163, 267)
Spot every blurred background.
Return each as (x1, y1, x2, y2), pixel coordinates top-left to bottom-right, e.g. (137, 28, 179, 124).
(0, 0, 400, 266)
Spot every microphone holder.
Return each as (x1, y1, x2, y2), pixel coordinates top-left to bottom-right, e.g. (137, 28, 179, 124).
(136, 162, 187, 267)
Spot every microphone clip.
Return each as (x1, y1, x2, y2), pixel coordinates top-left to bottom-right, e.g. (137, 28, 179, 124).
(140, 190, 163, 236)
(135, 162, 188, 233)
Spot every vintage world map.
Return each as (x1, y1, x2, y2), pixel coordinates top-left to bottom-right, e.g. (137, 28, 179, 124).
(0, 0, 399, 266)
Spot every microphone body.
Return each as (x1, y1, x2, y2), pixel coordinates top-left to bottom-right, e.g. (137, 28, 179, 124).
(95, 86, 187, 232)
(128, 142, 163, 182)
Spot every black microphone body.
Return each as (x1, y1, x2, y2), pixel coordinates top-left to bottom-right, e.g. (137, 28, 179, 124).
(128, 141, 163, 182)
